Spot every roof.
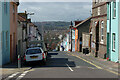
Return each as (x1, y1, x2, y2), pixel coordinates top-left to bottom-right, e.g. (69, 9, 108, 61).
(18, 15, 26, 22)
(27, 47, 41, 50)
(74, 17, 92, 28)
(29, 23, 34, 26)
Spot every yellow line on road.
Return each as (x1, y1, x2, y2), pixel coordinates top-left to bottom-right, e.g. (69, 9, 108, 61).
(105, 69, 119, 75)
(71, 54, 102, 69)
(67, 53, 119, 75)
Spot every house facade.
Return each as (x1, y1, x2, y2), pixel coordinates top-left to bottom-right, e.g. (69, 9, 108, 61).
(27, 22, 37, 42)
(74, 17, 91, 52)
(0, 2, 10, 65)
(17, 14, 27, 57)
(36, 28, 42, 41)
(10, 2, 19, 62)
(107, 1, 119, 62)
(74, 21, 82, 52)
(90, 1, 107, 58)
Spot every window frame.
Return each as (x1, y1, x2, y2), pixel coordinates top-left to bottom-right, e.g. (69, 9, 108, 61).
(4, 2, 7, 14)
(112, 33, 116, 51)
(101, 21, 104, 42)
(113, 1, 116, 19)
(98, 7, 101, 15)
(6, 31, 8, 49)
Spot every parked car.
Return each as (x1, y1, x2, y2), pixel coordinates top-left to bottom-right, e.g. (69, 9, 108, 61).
(27, 40, 48, 58)
(52, 49, 57, 52)
(23, 47, 46, 65)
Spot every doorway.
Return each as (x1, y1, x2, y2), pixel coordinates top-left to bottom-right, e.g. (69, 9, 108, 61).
(95, 22, 99, 57)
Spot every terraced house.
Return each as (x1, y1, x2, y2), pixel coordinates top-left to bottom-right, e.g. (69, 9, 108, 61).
(90, 1, 107, 58)
(107, 0, 120, 62)
(10, 1, 19, 62)
(0, 1, 10, 65)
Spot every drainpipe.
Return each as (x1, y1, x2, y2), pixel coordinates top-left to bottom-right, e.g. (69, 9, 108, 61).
(109, 3, 112, 61)
(118, 1, 120, 63)
(70, 21, 73, 52)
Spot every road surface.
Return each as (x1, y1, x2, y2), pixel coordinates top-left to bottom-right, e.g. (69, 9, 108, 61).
(5, 52, 118, 80)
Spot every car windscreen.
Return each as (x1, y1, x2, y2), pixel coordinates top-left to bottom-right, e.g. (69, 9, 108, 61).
(26, 49, 42, 55)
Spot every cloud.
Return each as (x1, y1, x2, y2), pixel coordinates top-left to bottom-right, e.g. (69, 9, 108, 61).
(19, 0, 92, 2)
(18, 2, 92, 22)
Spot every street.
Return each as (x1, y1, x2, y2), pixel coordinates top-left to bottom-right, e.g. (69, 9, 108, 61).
(4, 52, 118, 80)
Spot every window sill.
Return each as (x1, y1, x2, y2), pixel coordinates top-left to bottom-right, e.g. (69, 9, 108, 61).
(112, 49, 115, 52)
(113, 17, 116, 19)
(100, 41, 104, 44)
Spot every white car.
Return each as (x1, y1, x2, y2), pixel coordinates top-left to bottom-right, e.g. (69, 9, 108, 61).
(24, 47, 46, 65)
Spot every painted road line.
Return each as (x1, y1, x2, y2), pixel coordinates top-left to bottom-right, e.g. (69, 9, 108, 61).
(16, 71, 29, 80)
(69, 54, 102, 69)
(105, 69, 119, 75)
(68, 53, 119, 75)
(4, 72, 20, 80)
(16, 69, 34, 80)
(8, 72, 20, 78)
(23, 71, 29, 74)
(66, 64, 74, 72)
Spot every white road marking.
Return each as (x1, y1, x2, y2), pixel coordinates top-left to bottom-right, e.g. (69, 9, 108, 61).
(66, 64, 74, 72)
(16, 71, 30, 80)
(8, 72, 20, 78)
(75, 66, 81, 68)
(23, 71, 29, 74)
(4, 72, 20, 80)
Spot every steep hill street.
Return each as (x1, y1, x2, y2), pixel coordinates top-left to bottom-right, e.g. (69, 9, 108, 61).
(3, 52, 118, 80)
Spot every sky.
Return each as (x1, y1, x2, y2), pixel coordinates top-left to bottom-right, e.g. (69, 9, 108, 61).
(18, 1, 92, 22)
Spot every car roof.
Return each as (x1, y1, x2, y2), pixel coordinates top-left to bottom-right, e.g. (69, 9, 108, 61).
(27, 47, 42, 50)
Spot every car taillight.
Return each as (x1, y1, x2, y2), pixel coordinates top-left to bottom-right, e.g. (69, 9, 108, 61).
(24, 55, 26, 60)
(42, 53, 45, 59)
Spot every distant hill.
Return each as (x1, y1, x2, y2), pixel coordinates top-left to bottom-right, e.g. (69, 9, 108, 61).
(33, 21, 70, 50)
(34, 21, 70, 30)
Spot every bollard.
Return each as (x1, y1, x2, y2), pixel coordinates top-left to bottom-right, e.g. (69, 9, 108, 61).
(18, 55, 21, 68)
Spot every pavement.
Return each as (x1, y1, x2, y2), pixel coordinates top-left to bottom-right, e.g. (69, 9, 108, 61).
(1, 61, 31, 80)
(1, 51, 119, 80)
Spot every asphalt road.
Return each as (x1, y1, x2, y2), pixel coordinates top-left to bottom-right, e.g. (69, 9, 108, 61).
(5, 52, 118, 80)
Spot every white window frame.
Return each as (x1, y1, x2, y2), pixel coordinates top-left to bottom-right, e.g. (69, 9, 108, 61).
(113, 2, 116, 18)
(112, 33, 116, 51)
(98, 7, 101, 15)
(101, 21, 104, 43)
(94, 21, 97, 42)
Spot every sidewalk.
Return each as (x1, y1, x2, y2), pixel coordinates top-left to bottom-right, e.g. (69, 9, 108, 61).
(64, 51, 119, 73)
(1, 62, 31, 79)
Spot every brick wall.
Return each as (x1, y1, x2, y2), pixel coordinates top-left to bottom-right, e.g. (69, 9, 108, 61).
(91, 2, 107, 58)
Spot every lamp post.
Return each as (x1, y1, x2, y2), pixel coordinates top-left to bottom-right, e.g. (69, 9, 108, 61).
(70, 21, 73, 52)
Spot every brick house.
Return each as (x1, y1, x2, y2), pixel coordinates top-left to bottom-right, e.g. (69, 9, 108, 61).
(90, 1, 107, 58)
